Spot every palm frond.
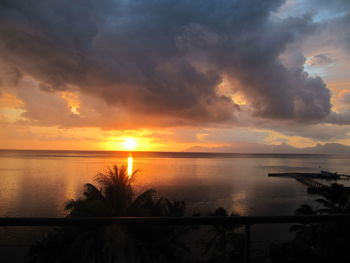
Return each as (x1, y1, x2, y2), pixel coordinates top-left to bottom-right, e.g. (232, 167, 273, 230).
(127, 189, 157, 216)
(295, 204, 316, 215)
(315, 198, 335, 208)
(83, 183, 103, 199)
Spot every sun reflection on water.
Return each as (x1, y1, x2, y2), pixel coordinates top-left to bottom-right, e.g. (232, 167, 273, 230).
(127, 156, 133, 177)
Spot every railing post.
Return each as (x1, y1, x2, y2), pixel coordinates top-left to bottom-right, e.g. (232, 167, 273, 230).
(245, 224, 251, 263)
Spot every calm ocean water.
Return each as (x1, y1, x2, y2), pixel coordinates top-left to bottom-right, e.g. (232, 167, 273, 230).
(1, 150, 350, 218)
(1, 150, 350, 248)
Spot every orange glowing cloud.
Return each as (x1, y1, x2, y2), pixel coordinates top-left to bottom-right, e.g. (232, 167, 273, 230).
(60, 91, 80, 115)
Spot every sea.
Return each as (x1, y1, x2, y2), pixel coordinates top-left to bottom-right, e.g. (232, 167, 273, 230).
(0, 150, 350, 253)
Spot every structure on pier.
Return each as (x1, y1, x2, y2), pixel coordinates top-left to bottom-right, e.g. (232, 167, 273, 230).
(268, 171, 350, 193)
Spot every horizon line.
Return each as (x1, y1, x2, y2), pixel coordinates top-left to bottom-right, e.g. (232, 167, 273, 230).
(0, 148, 347, 155)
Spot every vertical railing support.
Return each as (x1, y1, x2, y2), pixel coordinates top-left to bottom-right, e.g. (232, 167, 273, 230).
(245, 224, 251, 263)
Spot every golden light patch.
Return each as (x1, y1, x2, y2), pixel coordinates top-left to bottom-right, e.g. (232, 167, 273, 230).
(231, 92, 247, 105)
(338, 89, 350, 96)
(0, 92, 24, 108)
(60, 91, 80, 115)
(0, 108, 25, 123)
(329, 86, 350, 112)
(336, 138, 350, 147)
(216, 75, 247, 105)
(263, 130, 316, 148)
(327, 81, 350, 91)
(196, 133, 209, 141)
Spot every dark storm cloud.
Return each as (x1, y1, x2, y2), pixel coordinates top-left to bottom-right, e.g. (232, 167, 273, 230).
(305, 0, 350, 54)
(331, 13, 350, 52)
(311, 0, 350, 11)
(326, 111, 350, 125)
(0, 0, 332, 126)
(275, 123, 350, 141)
(0, 65, 22, 87)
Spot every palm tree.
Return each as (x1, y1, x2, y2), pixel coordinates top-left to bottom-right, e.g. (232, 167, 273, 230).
(65, 165, 155, 217)
(286, 184, 350, 263)
(314, 183, 350, 214)
(289, 204, 319, 245)
(290, 183, 350, 240)
(202, 207, 244, 263)
(28, 165, 189, 263)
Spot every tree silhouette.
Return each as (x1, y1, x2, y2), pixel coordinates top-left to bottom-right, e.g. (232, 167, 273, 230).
(271, 183, 350, 263)
(314, 183, 350, 214)
(201, 207, 244, 263)
(28, 165, 189, 263)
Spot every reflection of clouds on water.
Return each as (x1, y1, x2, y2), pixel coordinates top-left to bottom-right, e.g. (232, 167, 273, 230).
(230, 192, 248, 215)
(0, 171, 21, 217)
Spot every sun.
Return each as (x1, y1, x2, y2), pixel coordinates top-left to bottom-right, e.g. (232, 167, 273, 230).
(122, 138, 137, 151)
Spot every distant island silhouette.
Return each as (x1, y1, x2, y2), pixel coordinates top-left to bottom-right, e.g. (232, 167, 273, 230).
(184, 142, 350, 154)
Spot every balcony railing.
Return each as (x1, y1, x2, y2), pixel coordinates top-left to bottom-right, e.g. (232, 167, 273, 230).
(2, 215, 350, 263)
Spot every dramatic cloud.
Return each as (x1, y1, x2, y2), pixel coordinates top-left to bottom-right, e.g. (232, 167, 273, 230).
(341, 93, 350, 105)
(0, 0, 334, 128)
(326, 111, 350, 125)
(271, 123, 350, 141)
(306, 54, 335, 66)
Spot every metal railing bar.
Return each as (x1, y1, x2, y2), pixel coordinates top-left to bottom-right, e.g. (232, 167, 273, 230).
(1, 215, 350, 226)
(245, 224, 250, 263)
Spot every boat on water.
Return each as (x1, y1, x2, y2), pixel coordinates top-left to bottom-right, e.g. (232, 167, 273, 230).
(320, 170, 340, 179)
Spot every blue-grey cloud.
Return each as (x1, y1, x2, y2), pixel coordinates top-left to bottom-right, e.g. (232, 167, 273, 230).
(0, 0, 333, 127)
(307, 54, 335, 66)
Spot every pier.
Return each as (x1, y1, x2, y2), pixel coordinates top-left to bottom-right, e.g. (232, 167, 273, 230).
(293, 175, 326, 189)
(268, 172, 339, 189)
(268, 172, 320, 178)
(268, 172, 350, 180)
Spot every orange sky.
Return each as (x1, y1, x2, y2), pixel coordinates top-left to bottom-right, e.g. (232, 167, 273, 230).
(1, 73, 350, 152)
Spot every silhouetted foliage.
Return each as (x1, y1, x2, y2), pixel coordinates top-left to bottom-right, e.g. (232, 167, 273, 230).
(28, 165, 190, 263)
(27, 165, 246, 263)
(270, 183, 350, 263)
(200, 207, 244, 263)
(315, 183, 350, 214)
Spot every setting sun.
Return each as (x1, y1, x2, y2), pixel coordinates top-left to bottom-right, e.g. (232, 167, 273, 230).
(122, 138, 137, 151)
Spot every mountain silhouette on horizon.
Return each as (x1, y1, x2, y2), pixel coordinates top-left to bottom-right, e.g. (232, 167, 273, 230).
(184, 142, 350, 154)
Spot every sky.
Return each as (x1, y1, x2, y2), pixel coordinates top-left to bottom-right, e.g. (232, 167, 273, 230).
(1, 0, 350, 152)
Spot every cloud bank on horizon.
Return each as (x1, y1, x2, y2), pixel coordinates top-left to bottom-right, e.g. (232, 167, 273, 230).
(1, 0, 350, 150)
